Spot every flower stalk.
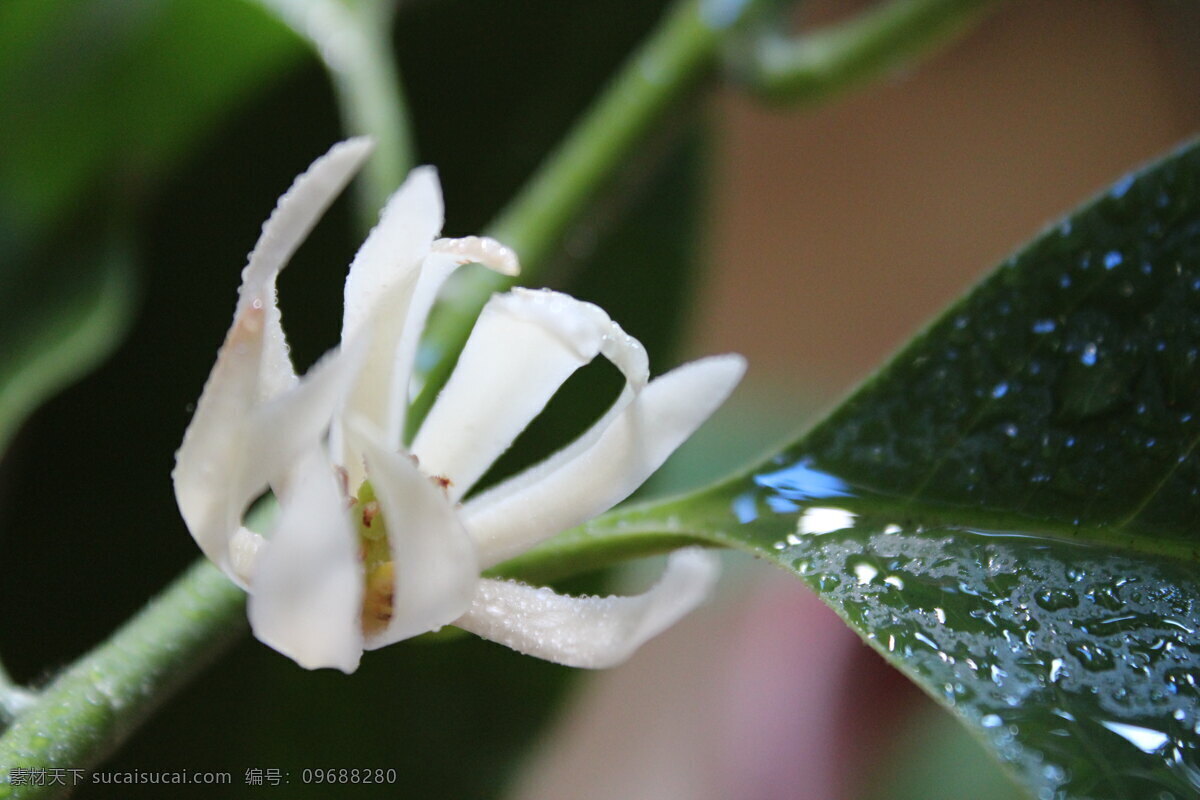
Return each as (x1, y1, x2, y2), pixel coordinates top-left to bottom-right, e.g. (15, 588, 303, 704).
(252, 0, 413, 226)
(0, 661, 36, 728)
(727, 0, 999, 104)
(0, 561, 245, 799)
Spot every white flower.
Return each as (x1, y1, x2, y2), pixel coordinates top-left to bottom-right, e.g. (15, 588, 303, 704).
(173, 139, 745, 673)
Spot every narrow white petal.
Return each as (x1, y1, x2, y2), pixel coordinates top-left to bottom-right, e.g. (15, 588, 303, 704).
(249, 335, 368, 499)
(173, 305, 272, 577)
(241, 137, 372, 400)
(248, 452, 364, 673)
(464, 355, 745, 568)
(336, 271, 422, 487)
(431, 235, 520, 276)
(337, 167, 451, 473)
(338, 169, 524, 466)
(455, 548, 719, 668)
(349, 420, 479, 649)
(174, 140, 370, 578)
(412, 289, 640, 500)
(173, 327, 363, 583)
(387, 250, 489, 440)
(339, 250, 527, 479)
(341, 166, 443, 344)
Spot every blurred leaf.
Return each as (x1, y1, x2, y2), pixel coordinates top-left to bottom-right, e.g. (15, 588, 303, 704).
(0, 0, 302, 232)
(0, 0, 303, 461)
(0, 224, 135, 458)
(581, 140, 1200, 799)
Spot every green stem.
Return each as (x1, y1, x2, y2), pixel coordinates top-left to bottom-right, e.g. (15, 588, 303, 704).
(326, 1, 413, 225)
(0, 561, 245, 799)
(0, 662, 36, 728)
(252, 0, 413, 229)
(730, 0, 999, 103)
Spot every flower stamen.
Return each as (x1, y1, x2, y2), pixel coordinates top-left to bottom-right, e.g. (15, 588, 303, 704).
(352, 480, 396, 635)
(361, 562, 395, 637)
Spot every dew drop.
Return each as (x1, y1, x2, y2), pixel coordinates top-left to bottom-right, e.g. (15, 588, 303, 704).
(1035, 588, 1079, 611)
(1032, 319, 1056, 334)
(1099, 721, 1170, 753)
(853, 562, 878, 584)
(1110, 174, 1135, 198)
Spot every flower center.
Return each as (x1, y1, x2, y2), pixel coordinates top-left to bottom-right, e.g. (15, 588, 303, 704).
(352, 481, 394, 636)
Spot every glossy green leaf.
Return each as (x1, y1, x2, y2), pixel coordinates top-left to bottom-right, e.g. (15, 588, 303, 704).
(524, 140, 1200, 799)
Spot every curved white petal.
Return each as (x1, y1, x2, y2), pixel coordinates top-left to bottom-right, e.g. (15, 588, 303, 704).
(248, 336, 368, 500)
(454, 548, 719, 668)
(387, 249, 511, 441)
(337, 169, 511, 474)
(463, 354, 746, 568)
(349, 420, 479, 649)
(337, 271, 422, 487)
(412, 289, 643, 501)
(241, 137, 372, 401)
(339, 250, 526, 481)
(337, 168, 442, 474)
(174, 140, 370, 577)
(173, 307, 268, 574)
(173, 329, 364, 583)
(341, 166, 442, 344)
(431, 235, 520, 276)
(248, 451, 364, 673)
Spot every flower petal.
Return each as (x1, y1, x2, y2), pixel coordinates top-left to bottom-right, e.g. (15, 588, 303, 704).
(454, 548, 720, 668)
(242, 137, 372, 401)
(247, 337, 368, 500)
(412, 289, 644, 501)
(341, 166, 443, 344)
(336, 169, 468, 475)
(337, 168, 443, 473)
(247, 451, 364, 673)
(348, 419, 479, 649)
(174, 140, 370, 578)
(463, 354, 746, 568)
(337, 271, 423, 486)
(173, 331, 364, 583)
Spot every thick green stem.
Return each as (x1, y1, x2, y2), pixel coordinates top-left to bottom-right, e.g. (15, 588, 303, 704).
(0, 561, 245, 798)
(0, 662, 36, 728)
(731, 0, 999, 103)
